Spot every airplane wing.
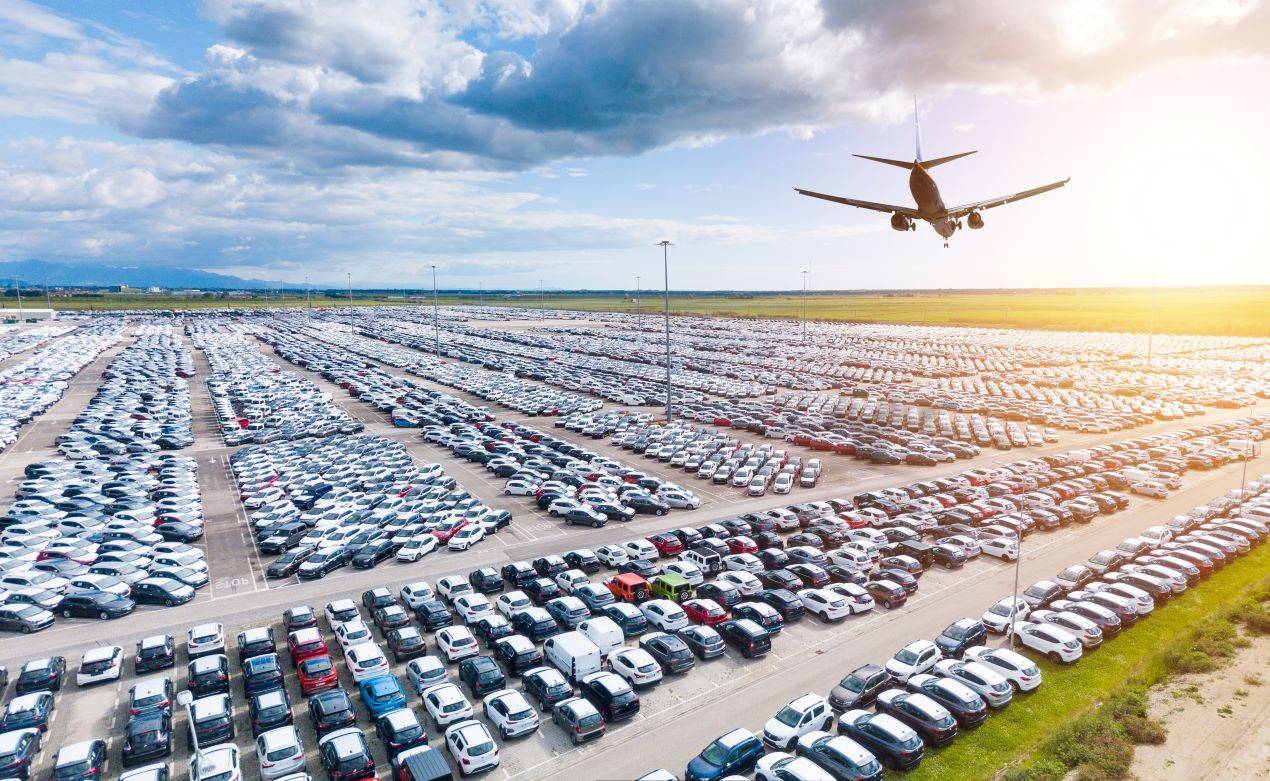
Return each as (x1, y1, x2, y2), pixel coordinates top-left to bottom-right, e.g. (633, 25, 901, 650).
(793, 188, 920, 218)
(945, 178, 1070, 218)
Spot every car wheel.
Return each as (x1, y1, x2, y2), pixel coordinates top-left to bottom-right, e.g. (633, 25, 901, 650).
(564, 518, 573, 526)
(164, 599, 175, 607)
(99, 611, 110, 620)
(656, 509, 666, 516)
(20, 625, 30, 634)
(1048, 652, 1062, 663)
(62, 609, 72, 618)
(549, 510, 558, 517)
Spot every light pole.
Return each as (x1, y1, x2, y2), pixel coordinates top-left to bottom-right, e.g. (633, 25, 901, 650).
(635, 276, 642, 352)
(801, 269, 809, 344)
(304, 275, 312, 310)
(44, 279, 51, 311)
(1009, 534, 1022, 645)
(431, 265, 440, 357)
(346, 272, 353, 306)
(177, 690, 198, 753)
(14, 277, 21, 319)
(478, 281, 484, 307)
(1146, 260, 1158, 366)
(1239, 400, 1257, 507)
(658, 240, 673, 423)
(539, 279, 545, 321)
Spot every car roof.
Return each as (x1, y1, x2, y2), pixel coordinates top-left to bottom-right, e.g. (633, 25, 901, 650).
(55, 740, 97, 763)
(81, 645, 120, 662)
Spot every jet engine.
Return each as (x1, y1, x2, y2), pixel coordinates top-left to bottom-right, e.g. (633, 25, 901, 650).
(967, 211, 984, 229)
(890, 214, 913, 232)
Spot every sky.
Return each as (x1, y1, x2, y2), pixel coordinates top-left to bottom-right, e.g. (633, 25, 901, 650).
(1, 0, 1269, 290)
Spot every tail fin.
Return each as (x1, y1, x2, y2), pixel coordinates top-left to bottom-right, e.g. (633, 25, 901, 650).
(914, 95, 922, 162)
(851, 153, 914, 170)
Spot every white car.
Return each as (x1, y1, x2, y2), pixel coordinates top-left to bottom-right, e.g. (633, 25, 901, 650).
(824, 583, 875, 613)
(255, 725, 304, 780)
(623, 539, 659, 562)
(606, 648, 663, 687)
(435, 626, 481, 662)
(884, 640, 942, 682)
(448, 525, 486, 551)
(662, 561, 704, 586)
(445, 719, 500, 775)
(399, 582, 435, 609)
(716, 571, 763, 596)
(436, 576, 474, 604)
(594, 545, 629, 567)
(756, 752, 834, 781)
(963, 646, 1042, 691)
(187, 623, 225, 657)
(1009, 621, 1083, 664)
(190, 744, 240, 781)
(981, 596, 1030, 633)
(504, 479, 539, 496)
(76, 645, 123, 686)
(723, 553, 763, 573)
(1130, 481, 1169, 499)
(639, 599, 689, 632)
(1029, 610, 1104, 648)
(933, 658, 1013, 708)
(344, 642, 390, 681)
(554, 569, 591, 595)
(482, 689, 540, 739)
(453, 594, 495, 624)
(797, 589, 851, 622)
(826, 546, 871, 570)
(979, 536, 1019, 561)
(405, 656, 448, 695)
(334, 619, 374, 652)
(496, 590, 533, 619)
(397, 535, 438, 562)
(324, 599, 359, 626)
(762, 693, 834, 750)
(422, 683, 473, 729)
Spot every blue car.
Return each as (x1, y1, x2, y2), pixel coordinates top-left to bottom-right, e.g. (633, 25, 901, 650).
(0, 692, 54, 732)
(358, 674, 407, 717)
(685, 728, 764, 781)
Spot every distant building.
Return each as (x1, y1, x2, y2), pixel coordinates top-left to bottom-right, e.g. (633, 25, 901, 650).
(146, 286, 162, 293)
(0, 308, 56, 321)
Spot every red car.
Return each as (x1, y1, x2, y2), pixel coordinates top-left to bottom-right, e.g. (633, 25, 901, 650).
(646, 533, 684, 557)
(725, 536, 758, 555)
(297, 654, 339, 694)
(836, 513, 871, 529)
(287, 627, 328, 666)
(431, 518, 469, 543)
(682, 598, 729, 627)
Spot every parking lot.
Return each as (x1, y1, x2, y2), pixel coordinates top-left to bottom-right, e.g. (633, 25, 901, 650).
(0, 309, 1264, 781)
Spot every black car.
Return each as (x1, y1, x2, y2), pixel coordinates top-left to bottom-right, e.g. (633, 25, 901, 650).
(123, 712, 171, 765)
(638, 632, 696, 674)
(732, 603, 784, 635)
(501, 562, 536, 589)
(828, 664, 892, 711)
(512, 608, 561, 641)
(242, 653, 284, 696)
(616, 559, 660, 578)
(602, 604, 649, 636)
(58, 591, 135, 619)
(237, 627, 276, 664)
(51, 738, 106, 781)
(758, 569, 803, 592)
(523, 667, 573, 712)
(414, 600, 454, 632)
(524, 578, 562, 606)
(376, 709, 427, 758)
(717, 619, 772, 658)
(876, 690, 958, 748)
(350, 540, 394, 569)
(468, 568, 504, 594)
(677, 626, 725, 659)
(564, 549, 602, 574)
(0, 725, 40, 778)
(309, 688, 357, 735)
(934, 618, 987, 658)
(493, 635, 544, 675)
(248, 688, 293, 737)
(579, 673, 640, 722)
(386, 627, 428, 662)
(156, 522, 202, 542)
(186, 655, 230, 697)
(906, 675, 987, 728)
(930, 544, 967, 570)
(264, 548, 313, 578)
(283, 606, 318, 632)
(471, 615, 515, 646)
(373, 605, 411, 631)
(694, 582, 741, 610)
(1020, 580, 1065, 609)
(627, 494, 670, 515)
(757, 588, 805, 622)
(796, 732, 884, 781)
(296, 548, 348, 579)
(836, 710, 925, 771)
(15, 657, 66, 694)
(531, 556, 568, 578)
(187, 694, 234, 748)
(459, 656, 506, 698)
(756, 549, 790, 570)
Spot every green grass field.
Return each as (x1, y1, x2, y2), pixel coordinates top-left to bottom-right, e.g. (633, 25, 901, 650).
(17, 286, 1268, 336)
(904, 539, 1270, 781)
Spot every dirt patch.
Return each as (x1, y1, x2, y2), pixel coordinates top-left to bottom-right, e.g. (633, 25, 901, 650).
(1132, 631, 1270, 780)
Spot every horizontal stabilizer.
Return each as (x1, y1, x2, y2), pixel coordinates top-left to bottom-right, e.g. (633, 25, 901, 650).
(851, 154, 915, 170)
(920, 150, 976, 168)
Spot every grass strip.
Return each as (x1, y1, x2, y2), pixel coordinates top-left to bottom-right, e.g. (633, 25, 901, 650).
(904, 539, 1270, 781)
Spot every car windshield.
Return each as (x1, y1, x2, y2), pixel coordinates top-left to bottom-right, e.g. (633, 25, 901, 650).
(700, 741, 731, 765)
(469, 741, 495, 756)
(774, 706, 802, 727)
(895, 648, 919, 664)
(840, 675, 864, 692)
(945, 625, 970, 639)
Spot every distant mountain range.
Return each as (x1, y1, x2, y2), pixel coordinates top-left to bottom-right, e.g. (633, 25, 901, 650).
(0, 260, 276, 290)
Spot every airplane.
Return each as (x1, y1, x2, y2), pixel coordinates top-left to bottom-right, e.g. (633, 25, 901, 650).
(795, 102, 1069, 247)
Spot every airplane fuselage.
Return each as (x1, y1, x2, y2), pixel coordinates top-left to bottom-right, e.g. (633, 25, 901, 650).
(909, 164, 956, 238)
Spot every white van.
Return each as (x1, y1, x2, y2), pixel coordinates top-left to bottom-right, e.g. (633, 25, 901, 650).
(543, 632, 603, 683)
(576, 617, 624, 657)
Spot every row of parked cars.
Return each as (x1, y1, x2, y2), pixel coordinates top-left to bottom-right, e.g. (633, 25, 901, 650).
(0, 323, 123, 453)
(234, 434, 512, 579)
(57, 325, 195, 459)
(189, 323, 363, 445)
(0, 453, 207, 632)
(646, 474, 1270, 780)
(0, 324, 69, 363)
